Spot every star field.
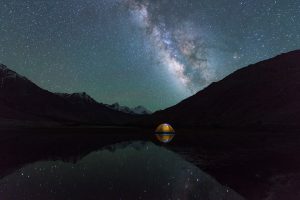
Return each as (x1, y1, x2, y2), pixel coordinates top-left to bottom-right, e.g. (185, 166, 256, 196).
(0, 0, 299, 110)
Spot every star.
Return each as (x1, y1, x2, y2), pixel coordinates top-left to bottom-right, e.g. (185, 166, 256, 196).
(0, 0, 299, 111)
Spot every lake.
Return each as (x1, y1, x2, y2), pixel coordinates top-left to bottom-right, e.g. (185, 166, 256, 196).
(0, 127, 299, 199)
(0, 140, 244, 200)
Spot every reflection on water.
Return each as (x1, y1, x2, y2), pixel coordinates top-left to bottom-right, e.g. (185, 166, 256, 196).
(0, 141, 244, 200)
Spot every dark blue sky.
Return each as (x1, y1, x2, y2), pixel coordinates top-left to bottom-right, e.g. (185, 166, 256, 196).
(0, 0, 299, 111)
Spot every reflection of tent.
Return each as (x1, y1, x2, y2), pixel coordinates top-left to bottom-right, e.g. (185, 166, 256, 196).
(155, 123, 175, 133)
(155, 123, 175, 143)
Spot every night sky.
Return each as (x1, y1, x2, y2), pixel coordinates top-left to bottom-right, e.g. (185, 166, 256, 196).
(0, 0, 299, 111)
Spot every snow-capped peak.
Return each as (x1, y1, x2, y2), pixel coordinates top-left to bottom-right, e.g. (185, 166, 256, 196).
(56, 92, 97, 104)
(106, 103, 151, 115)
(132, 106, 152, 115)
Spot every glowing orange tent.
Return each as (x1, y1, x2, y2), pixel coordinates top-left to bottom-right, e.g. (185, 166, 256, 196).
(155, 123, 175, 143)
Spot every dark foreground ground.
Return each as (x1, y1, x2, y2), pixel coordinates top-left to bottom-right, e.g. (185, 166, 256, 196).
(0, 127, 299, 200)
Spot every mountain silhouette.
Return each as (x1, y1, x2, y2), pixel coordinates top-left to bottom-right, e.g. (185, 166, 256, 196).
(106, 103, 152, 115)
(147, 50, 300, 130)
(1, 50, 300, 129)
(0, 64, 136, 126)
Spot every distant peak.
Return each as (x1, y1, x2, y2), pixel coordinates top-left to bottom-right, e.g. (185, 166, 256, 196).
(106, 103, 151, 115)
(0, 64, 8, 70)
(56, 92, 97, 104)
(112, 102, 120, 107)
(132, 105, 152, 115)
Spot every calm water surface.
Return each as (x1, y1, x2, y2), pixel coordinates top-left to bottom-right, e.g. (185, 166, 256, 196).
(0, 141, 244, 200)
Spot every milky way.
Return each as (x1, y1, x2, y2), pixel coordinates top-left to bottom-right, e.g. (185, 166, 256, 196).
(0, 0, 300, 110)
(126, 0, 215, 92)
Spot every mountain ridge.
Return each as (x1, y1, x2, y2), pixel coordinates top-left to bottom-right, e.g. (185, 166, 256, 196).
(1, 50, 300, 129)
(0, 65, 139, 126)
(145, 50, 300, 130)
(106, 102, 152, 115)
(56, 92, 151, 115)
